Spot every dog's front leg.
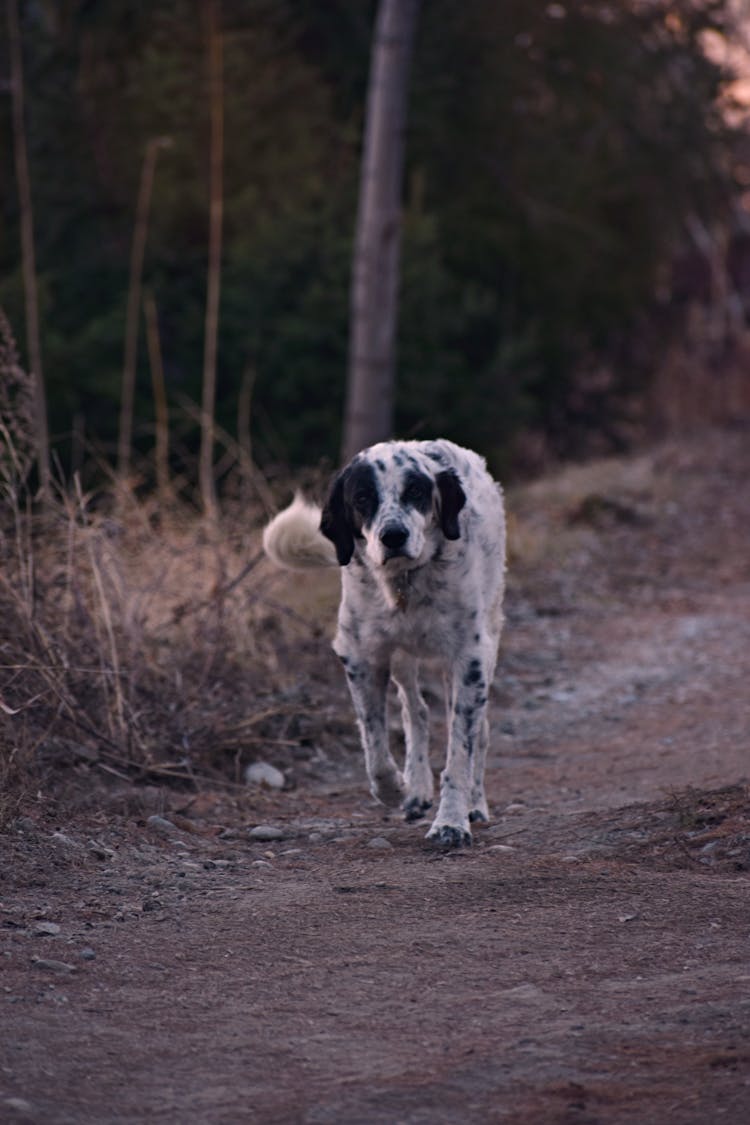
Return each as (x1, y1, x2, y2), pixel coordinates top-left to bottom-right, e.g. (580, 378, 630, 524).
(427, 654, 491, 847)
(335, 648, 404, 807)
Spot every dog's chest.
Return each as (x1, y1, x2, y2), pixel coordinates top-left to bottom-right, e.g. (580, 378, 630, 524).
(364, 565, 466, 655)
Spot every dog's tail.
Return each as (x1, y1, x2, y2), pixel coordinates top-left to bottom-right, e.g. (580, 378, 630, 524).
(262, 494, 338, 570)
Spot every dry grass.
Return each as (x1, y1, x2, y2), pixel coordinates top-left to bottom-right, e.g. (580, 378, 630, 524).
(0, 482, 320, 823)
(0, 318, 345, 827)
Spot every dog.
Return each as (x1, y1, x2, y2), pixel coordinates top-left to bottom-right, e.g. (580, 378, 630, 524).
(262, 439, 506, 847)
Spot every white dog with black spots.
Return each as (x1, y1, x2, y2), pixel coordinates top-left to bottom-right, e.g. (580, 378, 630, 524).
(262, 438, 506, 847)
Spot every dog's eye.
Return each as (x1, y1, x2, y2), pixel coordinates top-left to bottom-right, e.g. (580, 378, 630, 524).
(352, 490, 377, 520)
(401, 474, 433, 511)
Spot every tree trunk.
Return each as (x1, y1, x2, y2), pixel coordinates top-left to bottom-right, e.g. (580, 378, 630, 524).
(118, 137, 168, 480)
(341, 0, 420, 463)
(199, 0, 224, 520)
(7, 0, 50, 499)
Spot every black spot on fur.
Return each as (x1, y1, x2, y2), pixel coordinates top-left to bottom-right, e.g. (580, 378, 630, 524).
(463, 659, 482, 686)
(436, 470, 466, 540)
(403, 797, 432, 822)
(424, 443, 450, 468)
(345, 461, 380, 527)
(321, 460, 380, 566)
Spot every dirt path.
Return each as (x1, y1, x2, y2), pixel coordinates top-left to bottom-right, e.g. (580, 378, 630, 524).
(2, 433, 750, 1123)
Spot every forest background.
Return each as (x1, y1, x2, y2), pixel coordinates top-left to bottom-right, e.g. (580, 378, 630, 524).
(3, 0, 750, 493)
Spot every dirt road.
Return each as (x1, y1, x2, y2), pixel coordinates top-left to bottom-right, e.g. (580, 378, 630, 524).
(2, 433, 750, 1123)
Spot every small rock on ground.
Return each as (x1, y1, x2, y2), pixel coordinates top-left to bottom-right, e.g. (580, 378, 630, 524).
(249, 825, 286, 841)
(32, 922, 61, 936)
(146, 815, 179, 837)
(32, 957, 76, 974)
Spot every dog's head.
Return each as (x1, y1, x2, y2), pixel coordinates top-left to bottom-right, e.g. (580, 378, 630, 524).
(320, 442, 466, 568)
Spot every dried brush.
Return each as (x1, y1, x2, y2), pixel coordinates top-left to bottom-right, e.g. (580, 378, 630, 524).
(0, 306, 36, 494)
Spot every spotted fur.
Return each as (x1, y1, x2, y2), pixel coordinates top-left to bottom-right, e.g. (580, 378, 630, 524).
(262, 439, 506, 847)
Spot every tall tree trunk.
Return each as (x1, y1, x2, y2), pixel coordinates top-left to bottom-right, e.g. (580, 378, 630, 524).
(200, 0, 224, 519)
(341, 0, 420, 463)
(118, 137, 168, 480)
(7, 0, 50, 499)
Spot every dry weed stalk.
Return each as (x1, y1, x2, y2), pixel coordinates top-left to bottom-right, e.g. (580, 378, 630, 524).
(72, 475, 127, 744)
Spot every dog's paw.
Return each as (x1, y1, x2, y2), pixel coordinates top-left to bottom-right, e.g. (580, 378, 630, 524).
(370, 769, 406, 808)
(426, 823, 472, 849)
(402, 796, 432, 823)
(469, 792, 489, 824)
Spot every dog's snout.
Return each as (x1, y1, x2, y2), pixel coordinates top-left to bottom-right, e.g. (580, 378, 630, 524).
(380, 524, 409, 551)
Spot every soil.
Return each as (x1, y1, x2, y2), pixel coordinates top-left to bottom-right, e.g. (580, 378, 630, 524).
(2, 430, 750, 1124)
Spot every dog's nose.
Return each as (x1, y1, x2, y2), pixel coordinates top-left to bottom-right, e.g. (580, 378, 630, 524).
(380, 524, 409, 551)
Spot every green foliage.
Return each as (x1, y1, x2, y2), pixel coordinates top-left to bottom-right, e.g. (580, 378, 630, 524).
(404, 0, 738, 461)
(0, 0, 741, 478)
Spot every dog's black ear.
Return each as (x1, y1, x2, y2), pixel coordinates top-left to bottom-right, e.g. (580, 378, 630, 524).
(320, 469, 355, 565)
(436, 469, 466, 540)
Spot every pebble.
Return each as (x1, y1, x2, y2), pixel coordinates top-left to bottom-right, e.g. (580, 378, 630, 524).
(244, 761, 285, 790)
(248, 825, 285, 842)
(32, 922, 61, 937)
(504, 803, 527, 815)
(50, 831, 81, 850)
(78, 948, 96, 961)
(88, 839, 116, 860)
(488, 844, 516, 853)
(146, 815, 179, 837)
(31, 957, 76, 974)
(251, 860, 274, 869)
(4, 1098, 33, 1116)
(367, 836, 394, 850)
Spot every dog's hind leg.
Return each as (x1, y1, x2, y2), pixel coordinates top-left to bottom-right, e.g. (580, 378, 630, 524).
(468, 714, 490, 824)
(392, 658, 433, 822)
